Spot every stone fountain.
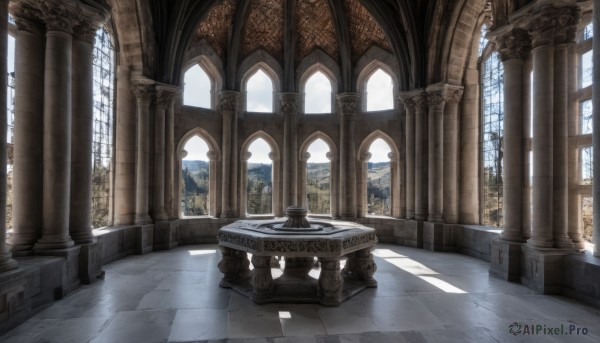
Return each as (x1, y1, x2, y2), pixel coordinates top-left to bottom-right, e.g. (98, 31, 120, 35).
(217, 207, 378, 306)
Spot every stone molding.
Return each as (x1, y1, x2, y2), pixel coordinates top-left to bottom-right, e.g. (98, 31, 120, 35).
(219, 90, 240, 112)
(131, 83, 154, 101)
(155, 90, 176, 110)
(398, 94, 415, 111)
(10, 3, 44, 33)
(426, 91, 445, 108)
(497, 28, 532, 62)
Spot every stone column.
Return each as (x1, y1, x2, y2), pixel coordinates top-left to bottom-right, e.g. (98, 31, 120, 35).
(425, 86, 445, 222)
(69, 24, 97, 244)
(132, 81, 153, 225)
(280, 93, 299, 207)
(36, 4, 77, 250)
(8, 6, 45, 253)
(0, 0, 17, 269)
(220, 91, 240, 218)
(413, 92, 427, 221)
(398, 93, 415, 219)
(443, 87, 463, 224)
(553, 12, 578, 249)
(497, 29, 530, 242)
(152, 87, 174, 222)
(594, 0, 600, 256)
(527, 11, 557, 249)
(337, 93, 359, 219)
(113, 66, 136, 225)
(460, 68, 480, 224)
(165, 91, 178, 219)
(522, 59, 532, 239)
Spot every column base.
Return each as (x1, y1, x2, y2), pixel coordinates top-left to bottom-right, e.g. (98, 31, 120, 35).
(34, 246, 81, 298)
(135, 224, 154, 255)
(553, 235, 574, 249)
(527, 236, 555, 248)
(405, 220, 424, 248)
(134, 214, 151, 225)
(153, 220, 179, 250)
(7, 233, 39, 256)
(71, 230, 96, 245)
(423, 222, 454, 252)
(490, 239, 522, 282)
(152, 211, 168, 222)
(0, 257, 18, 272)
(521, 245, 573, 294)
(34, 235, 75, 251)
(78, 241, 105, 284)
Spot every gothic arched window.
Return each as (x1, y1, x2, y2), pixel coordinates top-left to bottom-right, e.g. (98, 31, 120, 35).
(246, 69, 274, 113)
(366, 138, 392, 216)
(181, 136, 211, 217)
(305, 139, 331, 214)
(366, 69, 394, 111)
(480, 22, 504, 227)
(91, 26, 114, 228)
(246, 138, 273, 214)
(183, 64, 212, 109)
(304, 71, 332, 114)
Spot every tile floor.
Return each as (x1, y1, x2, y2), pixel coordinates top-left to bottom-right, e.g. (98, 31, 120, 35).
(2, 244, 600, 342)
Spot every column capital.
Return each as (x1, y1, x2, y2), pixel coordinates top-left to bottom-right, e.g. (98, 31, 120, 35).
(9, 2, 44, 33)
(528, 5, 579, 48)
(36, 0, 79, 34)
(72, 0, 111, 42)
(336, 92, 361, 114)
(397, 93, 415, 111)
(497, 28, 531, 62)
(219, 90, 240, 112)
(155, 84, 180, 109)
(131, 82, 154, 101)
(446, 86, 464, 105)
(278, 92, 299, 114)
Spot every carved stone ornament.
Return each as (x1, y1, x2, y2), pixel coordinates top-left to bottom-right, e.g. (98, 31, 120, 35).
(411, 92, 427, 110)
(155, 90, 176, 110)
(398, 95, 415, 112)
(303, 152, 311, 161)
(361, 151, 372, 161)
(387, 152, 395, 160)
(10, 3, 44, 33)
(446, 88, 464, 104)
(132, 84, 153, 100)
(279, 93, 299, 114)
(74, 22, 99, 44)
(219, 91, 240, 112)
(326, 151, 335, 161)
(243, 151, 252, 161)
(337, 94, 360, 114)
(427, 91, 445, 107)
(528, 5, 579, 48)
(497, 28, 531, 62)
(207, 150, 219, 161)
(36, 1, 79, 34)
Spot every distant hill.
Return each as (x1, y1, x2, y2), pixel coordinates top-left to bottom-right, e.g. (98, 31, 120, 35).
(247, 163, 272, 184)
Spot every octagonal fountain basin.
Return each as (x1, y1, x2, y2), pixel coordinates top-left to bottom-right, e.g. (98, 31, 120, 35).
(217, 207, 378, 306)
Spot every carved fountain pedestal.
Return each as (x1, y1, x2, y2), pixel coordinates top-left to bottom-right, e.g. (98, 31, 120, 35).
(217, 207, 378, 306)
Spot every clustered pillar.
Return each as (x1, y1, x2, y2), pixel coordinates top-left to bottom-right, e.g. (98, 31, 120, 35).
(280, 93, 300, 208)
(425, 86, 445, 223)
(220, 91, 240, 218)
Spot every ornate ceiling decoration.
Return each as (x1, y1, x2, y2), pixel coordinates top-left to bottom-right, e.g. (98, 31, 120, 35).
(241, 0, 284, 61)
(296, 0, 339, 62)
(344, 0, 391, 60)
(196, 0, 236, 59)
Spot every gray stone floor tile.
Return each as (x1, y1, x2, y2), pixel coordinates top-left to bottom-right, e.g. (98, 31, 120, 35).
(90, 309, 176, 343)
(168, 308, 229, 341)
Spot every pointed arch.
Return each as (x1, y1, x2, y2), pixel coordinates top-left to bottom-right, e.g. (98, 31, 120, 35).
(181, 40, 224, 109)
(240, 131, 282, 216)
(298, 132, 339, 217)
(357, 131, 402, 218)
(176, 128, 221, 217)
(356, 58, 398, 112)
(238, 50, 282, 112)
(299, 64, 336, 114)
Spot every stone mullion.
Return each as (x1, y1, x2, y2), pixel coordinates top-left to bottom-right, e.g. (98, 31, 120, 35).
(35, 4, 77, 250)
(399, 93, 415, 219)
(132, 82, 153, 225)
(152, 87, 174, 222)
(413, 92, 427, 221)
(280, 93, 299, 207)
(337, 93, 359, 219)
(443, 87, 463, 224)
(220, 91, 240, 218)
(69, 25, 97, 244)
(165, 94, 176, 219)
(8, 7, 45, 253)
(113, 66, 136, 225)
(0, 0, 17, 269)
(426, 88, 445, 222)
